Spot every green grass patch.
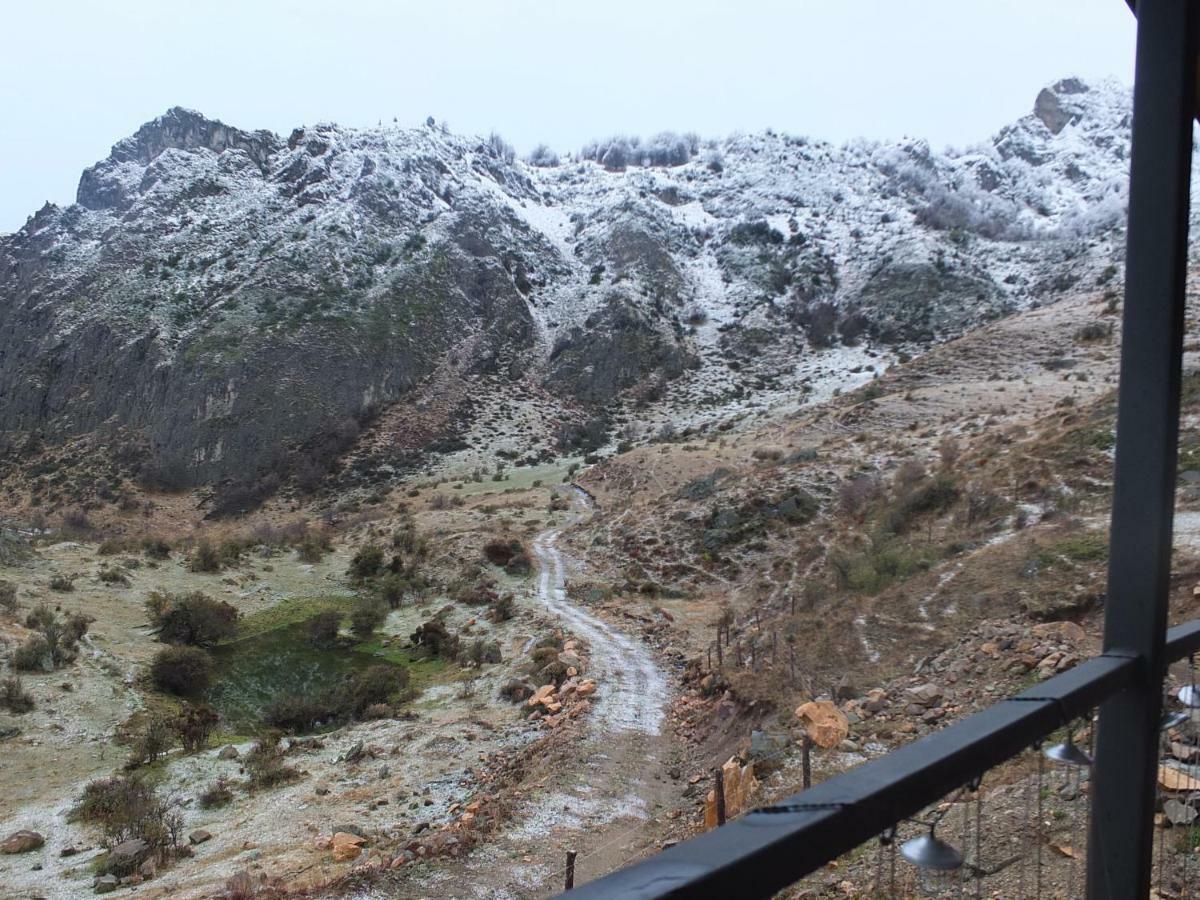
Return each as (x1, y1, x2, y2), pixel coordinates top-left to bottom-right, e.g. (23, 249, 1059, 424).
(832, 540, 935, 595)
(234, 594, 356, 641)
(351, 638, 454, 689)
(1035, 532, 1109, 568)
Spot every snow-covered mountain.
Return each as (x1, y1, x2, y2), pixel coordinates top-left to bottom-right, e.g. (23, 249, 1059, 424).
(0, 77, 1134, 505)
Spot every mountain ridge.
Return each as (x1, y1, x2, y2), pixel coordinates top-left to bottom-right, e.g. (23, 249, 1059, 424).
(0, 76, 1135, 511)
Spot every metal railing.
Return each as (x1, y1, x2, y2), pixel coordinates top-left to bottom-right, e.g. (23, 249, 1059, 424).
(566, 621, 1200, 898)
(570, 0, 1200, 895)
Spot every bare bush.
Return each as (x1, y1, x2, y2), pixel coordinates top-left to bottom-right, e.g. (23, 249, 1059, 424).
(1, 676, 34, 713)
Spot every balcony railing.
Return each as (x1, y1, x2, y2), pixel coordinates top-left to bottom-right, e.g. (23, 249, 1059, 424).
(568, 1, 1200, 896)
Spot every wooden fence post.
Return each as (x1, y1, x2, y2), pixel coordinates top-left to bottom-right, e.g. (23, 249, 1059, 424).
(565, 850, 577, 890)
(713, 767, 727, 826)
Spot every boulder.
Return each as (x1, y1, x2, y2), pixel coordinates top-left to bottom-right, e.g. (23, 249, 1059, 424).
(189, 829, 213, 845)
(907, 683, 944, 707)
(332, 831, 367, 862)
(748, 730, 789, 763)
(1165, 798, 1198, 826)
(1159, 764, 1200, 793)
(576, 680, 597, 697)
(93, 875, 120, 894)
(794, 700, 850, 750)
(104, 838, 150, 876)
(0, 829, 44, 854)
(217, 745, 239, 760)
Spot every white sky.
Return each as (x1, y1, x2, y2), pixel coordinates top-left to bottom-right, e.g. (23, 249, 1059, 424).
(0, 0, 1136, 232)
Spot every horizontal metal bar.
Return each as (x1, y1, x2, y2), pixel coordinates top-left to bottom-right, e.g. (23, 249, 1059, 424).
(566, 653, 1138, 899)
(1166, 619, 1200, 662)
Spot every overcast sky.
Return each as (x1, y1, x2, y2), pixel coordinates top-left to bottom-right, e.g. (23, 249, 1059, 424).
(0, 0, 1136, 232)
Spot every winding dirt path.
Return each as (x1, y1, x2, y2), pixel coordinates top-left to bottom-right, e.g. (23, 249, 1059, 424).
(413, 489, 677, 898)
(528, 489, 667, 737)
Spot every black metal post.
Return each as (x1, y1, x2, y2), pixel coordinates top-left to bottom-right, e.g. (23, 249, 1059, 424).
(1087, 1, 1196, 896)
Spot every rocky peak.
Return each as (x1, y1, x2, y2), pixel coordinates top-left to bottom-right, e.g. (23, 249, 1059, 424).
(1033, 77, 1113, 135)
(76, 107, 282, 209)
(110, 106, 280, 168)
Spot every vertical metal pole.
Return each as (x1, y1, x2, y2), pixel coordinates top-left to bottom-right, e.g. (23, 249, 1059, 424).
(1087, 2, 1196, 896)
(713, 767, 727, 826)
(802, 734, 812, 789)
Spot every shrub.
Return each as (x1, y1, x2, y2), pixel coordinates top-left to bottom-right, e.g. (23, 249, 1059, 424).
(127, 714, 174, 768)
(153, 592, 239, 647)
(835, 475, 883, 518)
(487, 593, 516, 622)
(883, 474, 961, 534)
(1075, 321, 1112, 343)
(75, 776, 181, 851)
(17, 605, 86, 670)
(60, 508, 94, 537)
(345, 664, 409, 715)
(49, 574, 74, 592)
(12, 635, 52, 672)
(176, 702, 219, 752)
(223, 871, 257, 900)
(0, 580, 16, 616)
(461, 638, 502, 667)
(244, 734, 300, 790)
(98, 565, 130, 586)
(189, 540, 222, 573)
(150, 646, 213, 696)
(527, 143, 560, 167)
(142, 538, 172, 560)
(305, 610, 343, 649)
(264, 693, 339, 732)
(296, 534, 330, 563)
(348, 545, 384, 581)
(411, 619, 459, 657)
(499, 679, 533, 703)
(1, 676, 34, 713)
(376, 573, 408, 608)
(199, 777, 234, 809)
(349, 596, 388, 640)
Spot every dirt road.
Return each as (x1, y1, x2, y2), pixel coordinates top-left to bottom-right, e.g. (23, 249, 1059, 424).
(408, 488, 678, 898)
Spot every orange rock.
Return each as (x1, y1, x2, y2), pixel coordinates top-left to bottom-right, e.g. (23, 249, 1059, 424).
(577, 680, 597, 697)
(527, 684, 555, 707)
(331, 832, 366, 862)
(1159, 765, 1200, 792)
(794, 701, 850, 750)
